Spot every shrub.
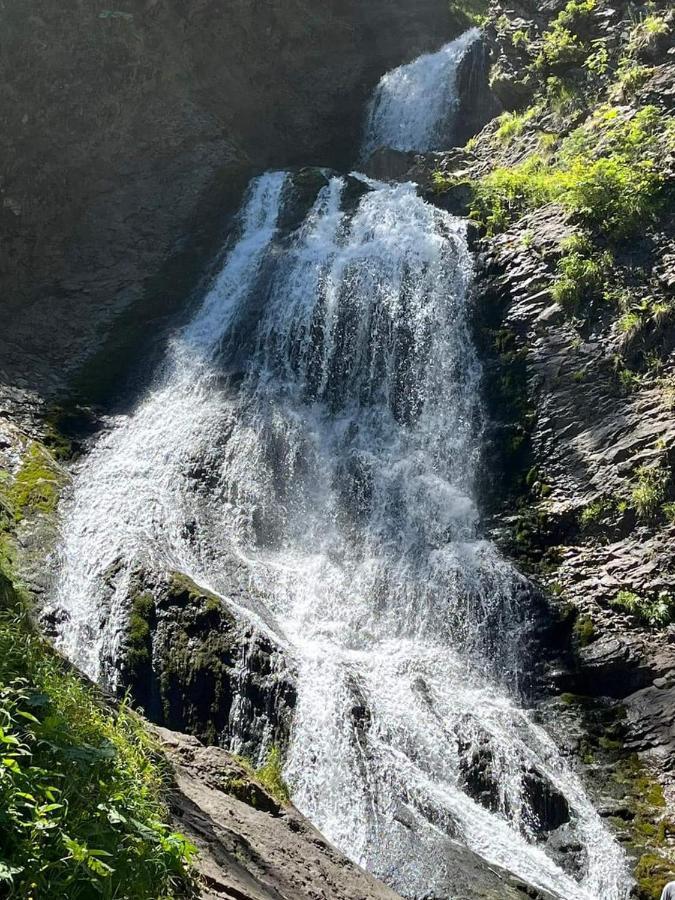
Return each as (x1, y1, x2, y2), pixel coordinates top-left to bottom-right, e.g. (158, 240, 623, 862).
(469, 155, 555, 234)
(662, 502, 675, 525)
(579, 497, 611, 527)
(614, 59, 654, 97)
(534, 0, 598, 71)
(536, 25, 586, 71)
(611, 590, 675, 627)
(471, 105, 666, 239)
(511, 29, 530, 48)
(631, 463, 670, 519)
(0, 610, 197, 899)
(494, 107, 538, 145)
(561, 154, 661, 238)
(552, 234, 613, 314)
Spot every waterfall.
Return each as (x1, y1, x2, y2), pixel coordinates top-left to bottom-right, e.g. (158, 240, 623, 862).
(53, 28, 631, 900)
(362, 29, 480, 157)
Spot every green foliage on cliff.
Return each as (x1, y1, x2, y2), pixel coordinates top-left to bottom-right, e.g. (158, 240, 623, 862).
(611, 589, 675, 627)
(631, 463, 670, 520)
(0, 605, 197, 899)
(255, 745, 290, 805)
(469, 104, 666, 238)
(0, 444, 197, 899)
(448, 0, 489, 27)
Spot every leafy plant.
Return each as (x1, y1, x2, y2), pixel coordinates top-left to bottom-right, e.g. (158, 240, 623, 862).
(494, 107, 538, 145)
(631, 463, 670, 519)
(0, 610, 197, 899)
(611, 590, 675, 627)
(580, 497, 611, 527)
(552, 234, 613, 314)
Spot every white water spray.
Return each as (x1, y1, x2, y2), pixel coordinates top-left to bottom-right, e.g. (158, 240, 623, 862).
(54, 30, 631, 900)
(363, 29, 480, 157)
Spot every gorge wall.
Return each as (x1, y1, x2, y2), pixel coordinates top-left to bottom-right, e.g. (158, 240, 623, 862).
(0, 0, 457, 406)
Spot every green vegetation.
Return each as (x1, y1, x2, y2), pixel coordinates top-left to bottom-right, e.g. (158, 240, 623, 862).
(631, 463, 670, 520)
(126, 592, 155, 681)
(0, 442, 197, 899)
(635, 853, 675, 900)
(573, 615, 596, 646)
(8, 443, 65, 522)
(255, 746, 290, 805)
(467, 105, 665, 238)
(493, 107, 538, 145)
(611, 589, 675, 627)
(533, 0, 598, 72)
(551, 234, 613, 315)
(0, 608, 197, 899)
(233, 745, 290, 807)
(579, 496, 613, 528)
(448, 0, 489, 27)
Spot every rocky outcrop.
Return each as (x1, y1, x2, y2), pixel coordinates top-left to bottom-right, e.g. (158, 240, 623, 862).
(0, 0, 457, 411)
(119, 571, 296, 758)
(156, 726, 403, 900)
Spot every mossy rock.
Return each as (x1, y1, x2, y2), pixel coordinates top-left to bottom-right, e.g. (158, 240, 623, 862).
(119, 570, 296, 755)
(635, 852, 675, 900)
(10, 442, 65, 521)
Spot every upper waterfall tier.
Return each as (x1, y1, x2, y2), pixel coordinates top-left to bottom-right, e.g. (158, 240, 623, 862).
(362, 28, 480, 156)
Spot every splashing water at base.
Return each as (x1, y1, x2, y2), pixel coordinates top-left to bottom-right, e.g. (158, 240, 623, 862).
(54, 170, 631, 900)
(362, 28, 480, 157)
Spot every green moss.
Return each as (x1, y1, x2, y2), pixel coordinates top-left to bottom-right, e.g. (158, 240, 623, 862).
(255, 745, 290, 805)
(573, 615, 596, 646)
(230, 746, 290, 807)
(635, 852, 674, 900)
(126, 592, 155, 679)
(9, 442, 65, 521)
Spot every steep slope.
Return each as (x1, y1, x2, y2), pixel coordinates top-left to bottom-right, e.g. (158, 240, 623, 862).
(415, 0, 675, 895)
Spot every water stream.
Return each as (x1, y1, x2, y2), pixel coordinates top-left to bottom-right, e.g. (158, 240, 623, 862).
(53, 31, 631, 900)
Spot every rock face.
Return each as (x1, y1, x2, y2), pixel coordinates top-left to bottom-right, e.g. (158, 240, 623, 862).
(0, 0, 456, 406)
(160, 726, 559, 900)
(119, 571, 296, 758)
(156, 726, 403, 900)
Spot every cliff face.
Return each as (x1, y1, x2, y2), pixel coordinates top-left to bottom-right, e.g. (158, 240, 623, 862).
(424, 0, 675, 894)
(0, 0, 455, 406)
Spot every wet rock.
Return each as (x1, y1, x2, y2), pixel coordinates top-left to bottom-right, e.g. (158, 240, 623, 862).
(454, 37, 503, 143)
(119, 570, 296, 757)
(521, 769, 570, 837)
(624, 682, 675, 768)
(362, 148, 421, 182)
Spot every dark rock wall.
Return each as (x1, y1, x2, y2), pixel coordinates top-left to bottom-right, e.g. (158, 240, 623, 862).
(119, 571, 296, 756)
(0, 0, 455, 402)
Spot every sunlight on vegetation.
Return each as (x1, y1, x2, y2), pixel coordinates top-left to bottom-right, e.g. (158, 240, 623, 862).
(0, 612, 197, 899)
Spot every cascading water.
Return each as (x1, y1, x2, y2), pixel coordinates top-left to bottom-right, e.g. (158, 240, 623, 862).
(362, 29, 480, 158)
(53, 28, 632, 900)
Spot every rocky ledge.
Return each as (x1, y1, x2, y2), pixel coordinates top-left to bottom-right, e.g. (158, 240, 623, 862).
(156, 726, 401, 900)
